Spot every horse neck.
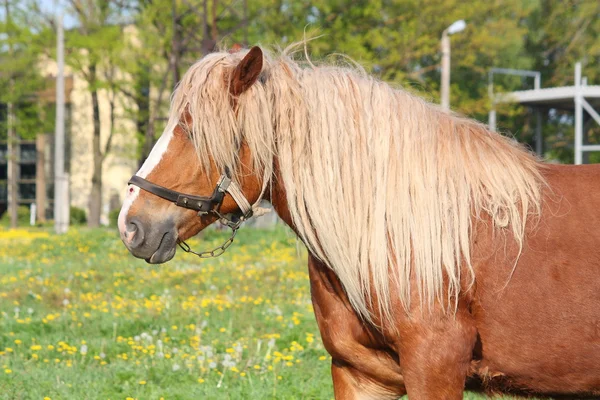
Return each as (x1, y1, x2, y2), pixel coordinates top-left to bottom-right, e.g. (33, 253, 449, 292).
(266, 157, 296, 233)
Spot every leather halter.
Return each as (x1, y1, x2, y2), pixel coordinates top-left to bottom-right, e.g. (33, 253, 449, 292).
(127, 167, 253, 258)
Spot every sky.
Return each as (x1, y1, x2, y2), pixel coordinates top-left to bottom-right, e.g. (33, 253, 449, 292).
(37, 0, 78, 29)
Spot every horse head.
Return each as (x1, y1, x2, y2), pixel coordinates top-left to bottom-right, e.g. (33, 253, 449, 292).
(118, 47, 268, 263)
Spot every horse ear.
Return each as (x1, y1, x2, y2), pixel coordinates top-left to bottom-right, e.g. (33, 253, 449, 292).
(229, 46, 263, 97)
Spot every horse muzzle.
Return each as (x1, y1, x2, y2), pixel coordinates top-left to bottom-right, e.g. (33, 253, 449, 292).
(120, 217, 178, 264)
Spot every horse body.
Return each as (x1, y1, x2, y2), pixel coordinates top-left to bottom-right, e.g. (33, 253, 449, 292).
(118, 46, 600, 399)
(275, 163, 600, 399)
(470, 163, 600, 396)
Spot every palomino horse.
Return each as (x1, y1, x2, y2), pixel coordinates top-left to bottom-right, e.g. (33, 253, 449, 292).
(118, 45, 600, 399)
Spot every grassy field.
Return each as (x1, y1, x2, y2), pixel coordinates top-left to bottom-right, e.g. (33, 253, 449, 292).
(0, 226, 505, 399)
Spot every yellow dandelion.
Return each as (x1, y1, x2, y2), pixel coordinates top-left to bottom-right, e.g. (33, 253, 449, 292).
(319, 356, 327, 361)
(198, 378, 205, 383)
(4, 369, 12, 374)
(138, 380, 146, 385)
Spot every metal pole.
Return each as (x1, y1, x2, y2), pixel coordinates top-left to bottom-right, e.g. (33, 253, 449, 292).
(440, 32, 450, 110)
(535, 108, 542, 156)
(54, 14, 67, 233)
(488, 71, 496, 131)
(488, 110, 496, 132)
(574, 62, 583, 165)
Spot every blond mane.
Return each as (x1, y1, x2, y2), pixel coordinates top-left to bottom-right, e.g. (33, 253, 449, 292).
(168, 44, 544, 324)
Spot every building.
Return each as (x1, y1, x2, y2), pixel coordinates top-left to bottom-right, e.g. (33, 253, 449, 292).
(1, 56, 137, 224)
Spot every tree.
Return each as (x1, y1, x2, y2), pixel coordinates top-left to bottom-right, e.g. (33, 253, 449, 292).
(65, 0, 132, 227)
(0, 0, 52, 227)
(124, 0, 251, 166)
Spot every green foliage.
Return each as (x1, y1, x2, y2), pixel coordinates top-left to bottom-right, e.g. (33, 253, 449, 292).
(108, 208, 119, 227)
(0, 0, 53, 140)
(69, 206, 87, 225)
(4, 0, 597, 165)
(0, 205, 31, 226)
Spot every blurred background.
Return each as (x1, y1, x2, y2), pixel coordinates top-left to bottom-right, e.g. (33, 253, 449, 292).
(0, 0, 598, 227)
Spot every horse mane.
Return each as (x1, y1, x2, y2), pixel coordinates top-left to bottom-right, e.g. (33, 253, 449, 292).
(169, 44, 545, 325)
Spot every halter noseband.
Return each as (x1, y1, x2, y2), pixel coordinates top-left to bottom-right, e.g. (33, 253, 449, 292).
(127, 167, 253, 258)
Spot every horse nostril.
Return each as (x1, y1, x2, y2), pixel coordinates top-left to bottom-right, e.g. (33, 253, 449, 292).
(127, 218, 145, 249)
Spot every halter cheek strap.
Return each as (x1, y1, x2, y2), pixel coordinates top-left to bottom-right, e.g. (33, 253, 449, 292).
(213, 175, 253, 219)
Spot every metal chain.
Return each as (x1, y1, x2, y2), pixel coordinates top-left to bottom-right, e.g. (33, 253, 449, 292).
(177, 212, 247, 259)
(178, 225, 238, 258)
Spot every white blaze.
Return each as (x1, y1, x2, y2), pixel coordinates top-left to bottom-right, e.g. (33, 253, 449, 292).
(118, 124, 175, 234)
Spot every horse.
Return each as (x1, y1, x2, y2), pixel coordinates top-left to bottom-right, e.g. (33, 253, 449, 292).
(118, 45, 600, 399)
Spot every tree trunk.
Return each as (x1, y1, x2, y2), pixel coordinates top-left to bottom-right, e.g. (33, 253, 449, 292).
(140, 65, 170, 167)
(88, 63, 102, 227)
(135, 67, 150, 166)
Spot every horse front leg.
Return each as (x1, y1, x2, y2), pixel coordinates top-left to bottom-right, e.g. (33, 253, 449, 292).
(308, 255, 405, 399)
(396, 309, 477, 400)
(331, 360, 401, 400)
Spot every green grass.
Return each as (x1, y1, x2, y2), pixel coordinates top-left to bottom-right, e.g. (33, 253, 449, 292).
(0, 226, 512, 399)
